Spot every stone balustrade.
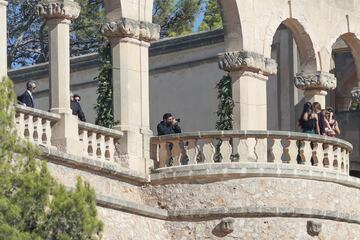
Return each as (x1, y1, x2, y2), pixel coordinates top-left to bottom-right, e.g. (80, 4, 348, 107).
(150, 131, 353, 174)
(15, 104, 61, 147)
(78, 122, 123, 162)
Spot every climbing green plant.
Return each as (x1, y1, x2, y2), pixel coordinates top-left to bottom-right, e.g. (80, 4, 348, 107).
(94, 42, 118, 128)
(215, 74, 234, 131)
(0, 77, 103, 240)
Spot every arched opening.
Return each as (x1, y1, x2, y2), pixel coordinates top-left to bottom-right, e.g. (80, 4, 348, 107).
(329, 33, 360, 111)
(268, 19, 317, 131)
(267, 19, 317, 131)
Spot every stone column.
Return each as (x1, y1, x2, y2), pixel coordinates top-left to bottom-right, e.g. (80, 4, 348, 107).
(294, 71, 337, 107)
(37, 1, 81, 155)
(0, 0, 8, 80)
(218, 50, 277, 130)
(102, 18, 160, 175)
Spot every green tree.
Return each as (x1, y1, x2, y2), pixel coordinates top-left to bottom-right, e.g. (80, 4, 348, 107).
(153, 0, 204, 37)
(7, 0, 104, 68)
(0, 77, 103, 239)
(199, 0, 222, 31)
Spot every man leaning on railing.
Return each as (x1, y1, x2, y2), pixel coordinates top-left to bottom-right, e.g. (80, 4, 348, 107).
(17, 81, 37, 108)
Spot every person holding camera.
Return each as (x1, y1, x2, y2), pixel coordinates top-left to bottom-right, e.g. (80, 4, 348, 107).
(157, 113, 181, 136)
(70, 93, 86, 122)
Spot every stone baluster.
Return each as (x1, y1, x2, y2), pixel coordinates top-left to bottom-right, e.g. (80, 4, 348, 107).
(24, 115, 34, 142)
(255, 137, 267, 162)
(299, 140, 312, 165)
(87, 132, 97, 158)
(158, 142, 171, 167)
(105, 137, 115, 161)
(323, 144, 334, 169)
(96, 134, 106, 160)
(79, 129, 89, 157)
(33, 117, 42, 143)
(268, 137, 283, 163)
(37, 1, 81, 155)
(220, 138, 232, 163)
(16, 113, 25, 139)
(0, 1, 7, 80)
(294, 71, 336, 107)
(333, 146, 341, 170)
(171, 140, 182, 166)
(203, 138, 215, 163)
(218, 50, 277, 130)
(42, 119, 52, 146)
(101, 18, 160, 174)
(186, 139, 199, 164)
(312, 142, 324, 167)
(283, 139, 298, 164)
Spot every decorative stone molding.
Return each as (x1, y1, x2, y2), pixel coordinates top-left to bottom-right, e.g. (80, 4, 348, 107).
(294, 71, 337, 91)
(307, 220, 322, 236)
(102, 18, 160, 42)
(37, 0, 80, 20)
(351, 87, 360, 104)
(218, 50, 277, 76)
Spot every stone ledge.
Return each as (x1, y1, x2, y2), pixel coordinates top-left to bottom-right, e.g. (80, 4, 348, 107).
(39, 145, 148, 185)
(15, 104, 61, 122)
(78, 121, 123, 138)
(94, 193, 360, 224)
(150, 163, 360, 188)
(96, 194, 168, 220)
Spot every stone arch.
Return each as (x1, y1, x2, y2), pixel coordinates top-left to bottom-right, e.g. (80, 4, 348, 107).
(281, 18, 317, 72)
(103, 0, 122, 21)
(339, 32, 360, 81)
(216, 0, 243, 51)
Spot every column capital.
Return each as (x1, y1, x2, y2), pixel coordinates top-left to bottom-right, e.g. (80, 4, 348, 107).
(37, 0, 80, 21)
(351, 87, 360, 104)
(101, 18, 160, 42)
(294, 71, 337, 91)
(218, 50, 277, 76)
(0, 1, 8, 6)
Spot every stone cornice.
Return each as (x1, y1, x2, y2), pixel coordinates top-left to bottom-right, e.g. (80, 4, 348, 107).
(218, 50, 277, 76)
(37, 0, 80, 20)
(102, 18, 160, 42)
(294, 71, 337, 91)
(351, 87, 360, 103)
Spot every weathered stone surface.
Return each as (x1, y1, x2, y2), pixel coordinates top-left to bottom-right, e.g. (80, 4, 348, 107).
(307, 220, 322, 236)
(218, 50, 277, 76)
(351, 87, 360, 104)
(37, 0, 80, 20)
(294, 71, 337, 91)
(102, 17, 160, 42)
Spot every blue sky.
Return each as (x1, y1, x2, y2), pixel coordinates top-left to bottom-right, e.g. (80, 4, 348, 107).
(193, 1, 206, 31)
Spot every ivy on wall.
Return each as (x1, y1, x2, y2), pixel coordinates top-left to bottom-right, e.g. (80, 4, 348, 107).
(215, 74, 234, 131)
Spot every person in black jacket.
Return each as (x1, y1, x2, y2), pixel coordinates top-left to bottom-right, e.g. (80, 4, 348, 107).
(70, 93, 86, 122)
(157, 113, 181, 136)
(18, 81, 37, 108)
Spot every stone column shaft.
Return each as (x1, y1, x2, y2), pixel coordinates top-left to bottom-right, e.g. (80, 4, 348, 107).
(295, 71, 336, 108)
(0, 1, 8, 80)
(37, 0, 81, 155)
(218, 50, 277, 130)
(102, 18, 160, 175)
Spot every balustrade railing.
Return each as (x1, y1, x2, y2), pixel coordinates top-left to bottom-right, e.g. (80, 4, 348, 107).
(150, 131, 353, 174)
(15, 104, 60, 147)
(78, 122, 123, 162)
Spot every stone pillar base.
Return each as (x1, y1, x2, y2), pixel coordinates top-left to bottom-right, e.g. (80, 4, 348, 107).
(304, 90, 327, 107)
(51, 113, 81, 156)
(230, 71, 268, 130)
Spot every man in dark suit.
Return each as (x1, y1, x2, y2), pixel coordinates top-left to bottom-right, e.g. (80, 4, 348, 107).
(71, 93, 86, 122)
(18, 81, 37, 108)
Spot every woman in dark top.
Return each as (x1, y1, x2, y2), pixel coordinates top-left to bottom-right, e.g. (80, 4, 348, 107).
(298, 102, 319, 134)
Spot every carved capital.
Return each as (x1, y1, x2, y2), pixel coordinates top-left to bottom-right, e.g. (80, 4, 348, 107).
(218, 50, 277, 76)
(351, 87, 360, 104)
(294, 71, 337, 91)
(102, 18, 160, 42)
(37, 0, 80, 20)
